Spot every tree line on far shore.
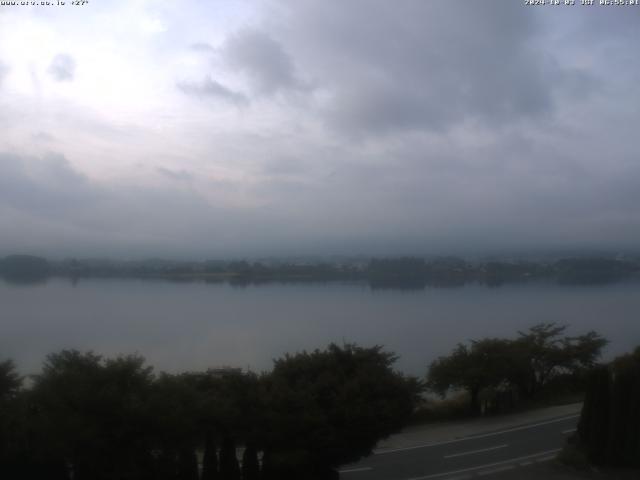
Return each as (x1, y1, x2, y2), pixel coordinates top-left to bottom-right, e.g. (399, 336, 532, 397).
(2, 254, 639, 288)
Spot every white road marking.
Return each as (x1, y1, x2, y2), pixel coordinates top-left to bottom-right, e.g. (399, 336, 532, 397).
(562, 428, 576, 434)
(443, 444, 508, 459)
(405, 448, 561, 480)
(535, 455, 557, 463)
(339, 466, 373, 474)
(478, 465, 515, 476)
(519, 461, 533, 466)
(376, 415, 579, 455)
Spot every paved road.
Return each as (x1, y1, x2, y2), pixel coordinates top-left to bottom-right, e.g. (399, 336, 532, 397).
(339, 414, 579, 480)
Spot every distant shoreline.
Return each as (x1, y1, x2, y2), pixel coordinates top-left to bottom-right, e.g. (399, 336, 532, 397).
(2, 254, 640, 289)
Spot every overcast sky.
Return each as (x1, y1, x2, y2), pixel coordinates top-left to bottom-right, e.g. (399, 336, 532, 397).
(0, 0, 639, 259)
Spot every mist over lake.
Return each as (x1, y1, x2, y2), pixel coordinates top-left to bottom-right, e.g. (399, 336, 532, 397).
(3, 278, 639, 376)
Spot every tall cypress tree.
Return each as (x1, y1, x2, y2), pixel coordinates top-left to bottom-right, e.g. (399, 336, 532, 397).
(628, 366, 640, 467)
(202, 434, 219, 480)
(578, 349, 640, 467)
(609, 356, 640, 466)
(578, 365, 611, 465)
(260, 450, 275, 480)
(178, 448, 199, 480)
(219, 436, 240, 480)
(241, 443, 260, 480)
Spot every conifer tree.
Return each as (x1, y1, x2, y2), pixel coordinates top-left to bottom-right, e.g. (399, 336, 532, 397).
(241, 443, 260, 480)
(201, 434, 219, 480)
(219, 436, 240, 480)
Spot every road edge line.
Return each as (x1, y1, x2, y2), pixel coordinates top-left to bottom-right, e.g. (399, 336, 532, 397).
(405, 448, 561, 480)
(375, 414, 579, 455)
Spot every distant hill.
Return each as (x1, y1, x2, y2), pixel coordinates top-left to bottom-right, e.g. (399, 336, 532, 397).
(0, 255, 50, 281)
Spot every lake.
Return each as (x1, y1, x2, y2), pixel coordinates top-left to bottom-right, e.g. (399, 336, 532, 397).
(1, 277, 639, 376)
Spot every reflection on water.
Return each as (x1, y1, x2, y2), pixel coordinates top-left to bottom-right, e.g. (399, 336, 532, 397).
(0, 273, 49, 286)
(1, 277, 639, 376)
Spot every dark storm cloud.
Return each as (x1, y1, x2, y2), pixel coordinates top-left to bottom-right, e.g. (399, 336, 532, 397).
(270, 0, 594, 135)
(223, 28, 302, 95)
(47, 54, 76, 82)
(177, 77, 248, 105)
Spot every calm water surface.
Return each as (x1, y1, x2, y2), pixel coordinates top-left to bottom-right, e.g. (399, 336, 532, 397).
(1, 278, 639, 376)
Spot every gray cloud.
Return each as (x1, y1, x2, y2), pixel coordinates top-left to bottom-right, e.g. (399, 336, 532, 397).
(269, 0, 594, 135)
(0, 151, 316, 258)
(177, 77, 248, 105)
(0, 153, 101, 217)
(0, 152, 206, 257)
(578, 7, 640, 41)
(48, 54, 76, 82)
(3, 126, 640, 259)
(156, 167, 193, 182)
(223, 28, 302, 95)
(190, 42, 216, 53)
(1, 2, 640, 258)
(32, 131, 55, 143)
(260, 156, 309, 177)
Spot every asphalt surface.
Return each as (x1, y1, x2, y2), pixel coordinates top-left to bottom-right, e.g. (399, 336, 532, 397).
(339, 414, 580, 480)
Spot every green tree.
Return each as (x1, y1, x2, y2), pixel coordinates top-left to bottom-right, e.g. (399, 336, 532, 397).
(0, 359, 24, 477)
(513, 323, 607, 397)
(577, 365, 611, 465)
(219, 436, 240, 480)
(427, 325, 607, 414)
(578, 347, 640, 467)
(30, 350, 155, 480)
(186, 368, 263, 479)
(148, 373, 202, 480)
(0, 359, 21, 400)
(241, 443, 260, 480)
(261, 343, 422, 478)
(427, 339, 514, 414)
(201, 432, 219, 480)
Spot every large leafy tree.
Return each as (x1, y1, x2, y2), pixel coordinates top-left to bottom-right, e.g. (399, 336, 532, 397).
(30, 350, 155, 480)
(427, 339, 514, 414)
(513, 323, 607, 397)
(261, 343, 422, 478)
(427, 324, 608, 413)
